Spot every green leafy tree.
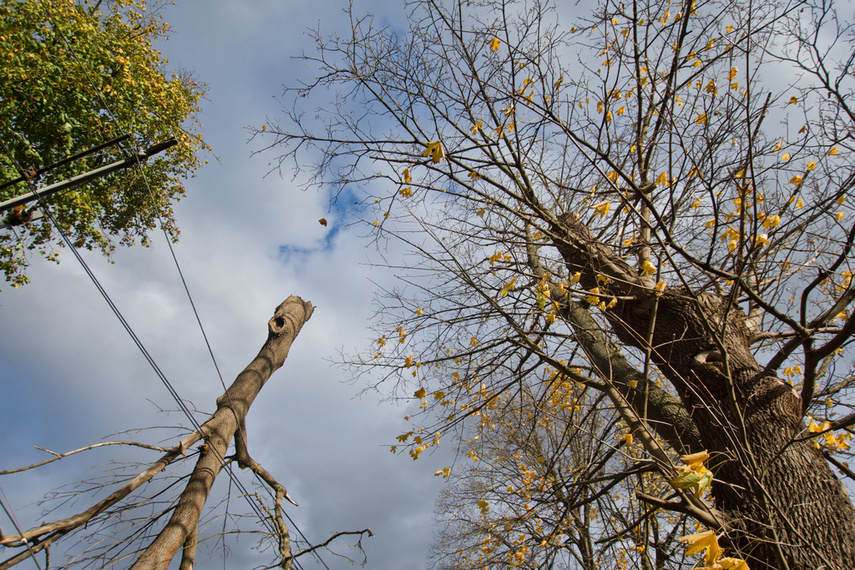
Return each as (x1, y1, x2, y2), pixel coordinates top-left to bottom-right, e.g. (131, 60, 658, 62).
(0, 0, 206, 287)
(264, 0, 855, 567)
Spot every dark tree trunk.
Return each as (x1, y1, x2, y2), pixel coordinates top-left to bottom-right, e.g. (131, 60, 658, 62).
(552, 214, 855, 569)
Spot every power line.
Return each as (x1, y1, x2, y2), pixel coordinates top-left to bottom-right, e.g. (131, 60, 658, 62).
(2, 2, 328, 567)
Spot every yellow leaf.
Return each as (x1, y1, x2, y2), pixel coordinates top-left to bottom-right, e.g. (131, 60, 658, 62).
(762, 214, 780, 229)
(405, 354, 414, 368)
(680, 449, 710, 467)
(829, 147, 839, 155)
(679, 530, 721, 566)
(591, 200, 611, 218)
(422, 141, 445, 163)
(719, 557, 750, 570)
(403, 167, 412, 183)
(469, 335, 478, 346)
(641, 259, 657, 275)
(500, 276, 517, 297)
(435, 467, 451, 479)
(772, 141, 782, 151)
(318, 217, 328, 226)
(705, 80, 718, 96)
(571, 271, 581, 283)
(586, 287, 601, 304)
(489, 38, 500, 51)
(727, 66, 738, 80)
(654, 280, 667, 293)
(470, 121, 483, 134)
(400, 187, 414, 198)
(788, 95, 798, 104)
(838, 195, 846, 205)
(416, 308, 423, 316)
(835, 212, 845, 221)
(781, 153, 791, 162)
(621, 433, 633, 446)
(695, 113, 708, 124)
(807, 161, 816, 171)
(414, 387, 426, 399)
(790, 175, 803, 186)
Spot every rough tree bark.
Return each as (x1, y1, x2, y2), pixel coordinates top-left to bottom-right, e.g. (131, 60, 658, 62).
(552, 213, 855, 570)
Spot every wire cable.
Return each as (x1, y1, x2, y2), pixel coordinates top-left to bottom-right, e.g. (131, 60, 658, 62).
(10, 3, 328, 567)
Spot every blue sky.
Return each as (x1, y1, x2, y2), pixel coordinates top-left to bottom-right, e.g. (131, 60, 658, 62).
(0, 1, 454, 568)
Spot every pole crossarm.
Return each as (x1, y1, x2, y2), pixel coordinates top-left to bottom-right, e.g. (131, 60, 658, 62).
(0, 138, 177, 219)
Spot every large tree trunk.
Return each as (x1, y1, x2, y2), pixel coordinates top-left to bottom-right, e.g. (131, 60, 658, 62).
(131, 296, 314, 570)
(552, 214, 855, 569)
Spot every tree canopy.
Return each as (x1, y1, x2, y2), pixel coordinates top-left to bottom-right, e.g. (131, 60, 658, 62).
(0, 0, 206, 288)
(262, 0, 855, 567)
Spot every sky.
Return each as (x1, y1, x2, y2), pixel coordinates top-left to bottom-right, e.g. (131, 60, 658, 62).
(0, 1, 456, 568)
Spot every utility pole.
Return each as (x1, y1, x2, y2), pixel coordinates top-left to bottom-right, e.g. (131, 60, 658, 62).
(0, 138, 176, 229)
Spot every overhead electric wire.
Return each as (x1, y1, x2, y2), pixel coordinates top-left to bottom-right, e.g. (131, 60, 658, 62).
(0, 2, 330, 568)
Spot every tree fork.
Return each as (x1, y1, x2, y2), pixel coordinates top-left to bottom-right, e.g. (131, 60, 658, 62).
(130, 295, 313, 570)
(552, 213, 855, 569)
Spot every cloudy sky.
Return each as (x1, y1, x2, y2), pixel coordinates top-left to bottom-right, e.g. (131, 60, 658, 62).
(0, 1, 456, 568)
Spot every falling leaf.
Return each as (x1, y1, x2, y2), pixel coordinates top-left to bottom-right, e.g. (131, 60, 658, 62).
(318, 218, 328, 226)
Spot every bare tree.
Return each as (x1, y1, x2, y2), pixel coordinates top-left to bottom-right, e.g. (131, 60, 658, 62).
(260, 0, 855, 567)
(0, 296, 371, 569)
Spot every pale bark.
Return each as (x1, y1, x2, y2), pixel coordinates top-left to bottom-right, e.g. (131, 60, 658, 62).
(0, 296, 313, 570)
(130, 295, 313, 570)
